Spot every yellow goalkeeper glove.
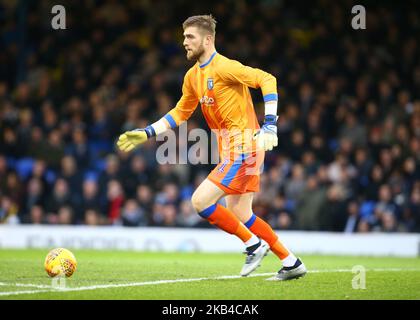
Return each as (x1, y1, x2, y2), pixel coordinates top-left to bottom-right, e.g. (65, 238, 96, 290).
(117, 126, 155, 152)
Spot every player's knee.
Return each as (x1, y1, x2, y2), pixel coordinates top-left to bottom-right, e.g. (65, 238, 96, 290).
(191, 192, 208, 213)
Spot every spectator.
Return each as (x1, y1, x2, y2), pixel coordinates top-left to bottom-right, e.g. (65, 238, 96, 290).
(285, 129, 306, 162)
(295, 175, 327, 230)
(338, 112, 367, 148)
(268, 195, 294, 230)
(59, 155, 83, 200)
(0, 195, 19, 224)
(120, 199, 147, 226)
(77, 178, 104, 223)
(121, 154, 150, 198)
(27, 127, 46, 160)
(375, 184, 399, 229)
(0, 1, 418, 234)
(27, 159, 50, 195)
(176, 199, 201, 227)
(42, 129, 65, 170)
(22, 177, 45, 216)
(319, 184, 348, 231)
(17, 108, 34, 149)
(106, 179, 124, 224)
(343, 201, 360, 233)
(136, 184, 154, 224)
(284, 164, 306, 204)
(27, 205, 45, 224)
(98, 154, 122, 203)
(85, 208, 104, 226)
(353, 148, 373, 194)
(65, 127, 90, 169)
(365, 165, 385, 201)
(327, 152, 356, 185)
(3, 170, 24, 208)
(57, 206, 74, 225)
(45, 178, 76, 223)
(161, 204, 178, 227)
(0, 127, 23, 158)
(0, 155, 8, 181)
(409, 186, 420, 232)
(155, 182, 180, 206)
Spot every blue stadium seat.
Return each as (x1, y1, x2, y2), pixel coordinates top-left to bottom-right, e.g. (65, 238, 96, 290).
(15, 158, 35, 180)
(6, 157, 16, 169)
(285, 199, 296, 212)
(45, 170, 57, 185)
(328, 139, 339, 152)
(180, 185, 193, 200)
(88, 141, 114, 160)
(360, 201, 376, 220)
(93, 159, 106, 172)
(84, 170, 99, 182)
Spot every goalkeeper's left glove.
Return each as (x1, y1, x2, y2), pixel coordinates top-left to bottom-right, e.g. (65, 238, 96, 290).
(116, 126, 155, 152)
(254, 115, 278, 151)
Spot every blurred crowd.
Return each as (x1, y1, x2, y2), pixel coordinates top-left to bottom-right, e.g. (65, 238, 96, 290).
(1, 0, 419, 232)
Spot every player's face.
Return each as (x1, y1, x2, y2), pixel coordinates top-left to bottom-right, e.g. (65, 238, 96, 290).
(183, 27, 205, 61)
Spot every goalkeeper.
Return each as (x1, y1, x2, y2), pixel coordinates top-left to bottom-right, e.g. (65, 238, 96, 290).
(117, 15, 306, 281)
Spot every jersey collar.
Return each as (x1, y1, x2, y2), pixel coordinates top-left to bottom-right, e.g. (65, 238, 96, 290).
(199, 51, 217, 68)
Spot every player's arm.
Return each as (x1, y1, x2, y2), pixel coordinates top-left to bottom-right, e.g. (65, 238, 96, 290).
(216, 59, 278, 151)
(117, 73, 198, 152)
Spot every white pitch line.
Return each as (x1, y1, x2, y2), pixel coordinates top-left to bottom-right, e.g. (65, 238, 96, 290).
(0, 268, 419, 297)
(0, 282, 54, 289)
(308, 267, 420, 273)
(0, 289, 52, 296)
(0, 273, 272, 297)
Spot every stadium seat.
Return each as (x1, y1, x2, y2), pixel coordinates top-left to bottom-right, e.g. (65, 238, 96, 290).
(88, 141, 113, 159)
(45, 170, 57, 185)
(360, 201, 376, 221)
(92, 159, 106, 172)
(15, 158, 35, 180)
(84, 170, 99, 182)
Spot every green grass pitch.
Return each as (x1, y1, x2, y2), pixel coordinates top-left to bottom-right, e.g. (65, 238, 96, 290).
(0, 249, 419, 300)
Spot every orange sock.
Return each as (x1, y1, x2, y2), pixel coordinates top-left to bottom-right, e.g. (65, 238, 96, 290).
(199, 204, 253, 242)
(245, 214, 290, 260)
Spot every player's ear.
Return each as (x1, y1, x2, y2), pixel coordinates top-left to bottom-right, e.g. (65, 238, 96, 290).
(204, 34, 212, 46)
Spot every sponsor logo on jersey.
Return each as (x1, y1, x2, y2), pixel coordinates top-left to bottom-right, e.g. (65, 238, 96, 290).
(200, 95, 215, 107)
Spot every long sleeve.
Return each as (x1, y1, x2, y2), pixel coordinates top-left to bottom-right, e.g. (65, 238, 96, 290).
(215, 58, 278, 102)
(164, 70, 199, 128)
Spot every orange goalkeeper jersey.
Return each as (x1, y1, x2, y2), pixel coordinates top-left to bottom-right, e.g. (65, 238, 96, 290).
(164, 52, 278, 159)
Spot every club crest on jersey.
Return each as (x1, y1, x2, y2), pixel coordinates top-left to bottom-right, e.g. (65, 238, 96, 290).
(207, 78, 214, 90)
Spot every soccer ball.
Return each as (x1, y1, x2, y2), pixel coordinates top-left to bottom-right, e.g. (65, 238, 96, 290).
(44, 248, 77, 278)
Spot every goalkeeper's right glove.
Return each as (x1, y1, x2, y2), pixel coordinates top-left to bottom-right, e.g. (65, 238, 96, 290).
(116, 126, 155, 152)
(254, 115, 278, 151)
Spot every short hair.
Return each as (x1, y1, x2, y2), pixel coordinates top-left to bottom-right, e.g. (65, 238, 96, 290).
(183, 14, 216, 37)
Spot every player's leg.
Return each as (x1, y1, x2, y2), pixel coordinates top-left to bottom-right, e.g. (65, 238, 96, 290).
(226, 192, 292, 259)
(191, 178, 268, 276)
(226, 193, 307, 280)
